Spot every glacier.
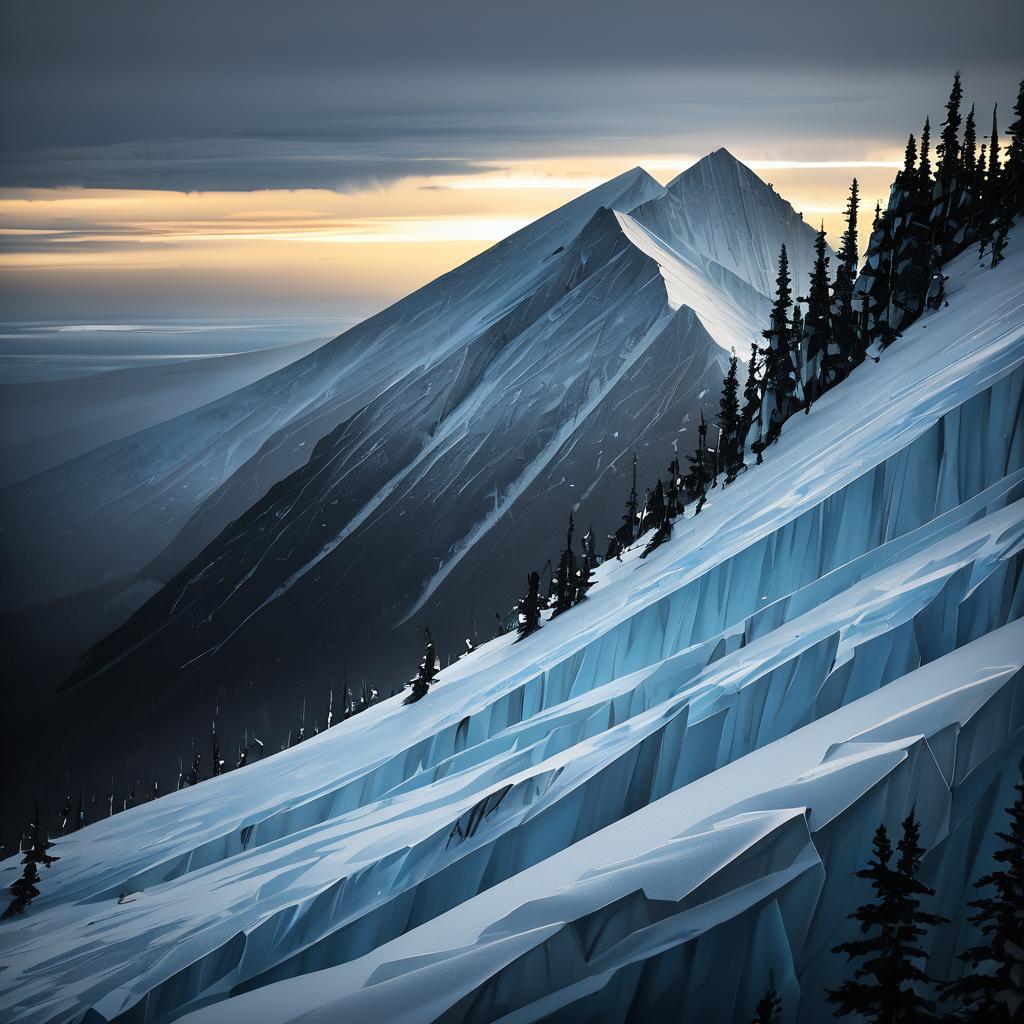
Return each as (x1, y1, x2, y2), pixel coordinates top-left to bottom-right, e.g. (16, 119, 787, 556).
(1, 234, 1021, 1024)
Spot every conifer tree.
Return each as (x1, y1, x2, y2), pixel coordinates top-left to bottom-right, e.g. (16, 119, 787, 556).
(946, 774, 1024, 1022)
(919, 117, 933, 197)
(211, 723, 223, 777)
(404, 628, 439, 702)
(757, 245, 799, 450)
(828, 812, 945, 1022)
(640, 479, 671, 558)
(718, 352, 743, 482)
(1005, 80, 1024, 212)
(514, 573, 543, 641)
(684, 410, 713, 512)
(988, 105, 1001, 197)
(963, 104, 978, 191)
(801, 227, 832, 407)
(576, 526, 597, 604)
(740, 343, 764, 461)
(2, 860, 41, 919)
(665, 441, 683, 516)
(22, 804, 58, 870)
(831, 178, 861, 373)
(751, 989, 782, 1024)
(606, 454, 640, 558)
(937, 71, 963, 186)
(551, 511, 579, 617)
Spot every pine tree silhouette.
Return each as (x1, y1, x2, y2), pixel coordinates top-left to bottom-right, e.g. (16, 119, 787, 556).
(2, 860, 41, 919)
(404, 628, 439, 703)
(945, 774, 1024, 1022)
(963, 105, 978, 191)
(640, 479, 671, 558)
(22, 804, 58, 870)
(828, 812, 945, 1022)
(211, 724, 223, 777)
(801, 226, 832, 408)
(831, 178, 860, 374)
(756, 245, 798, 451)
(514, 572, 543, 642)
(576, 526, 597, 604)
(606, 454, 640, 559)
(665, 441, 684, 516)
(1005, 80, 1024, 212)
(740, 343, 764, 461)
(751, 988, 782, 1024)
(551, 511, 579, 617)
(718, 351, 743, 481)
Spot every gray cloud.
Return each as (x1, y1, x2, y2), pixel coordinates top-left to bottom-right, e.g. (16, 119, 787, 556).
(1, 1, 1020, 192)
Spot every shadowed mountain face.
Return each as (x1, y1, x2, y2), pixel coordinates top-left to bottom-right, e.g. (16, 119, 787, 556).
(1, 151, 822, 834)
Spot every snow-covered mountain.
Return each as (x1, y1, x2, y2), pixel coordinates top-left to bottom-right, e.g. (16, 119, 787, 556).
(2, 235, 1021, 1024)
(2, 151, 824, 828)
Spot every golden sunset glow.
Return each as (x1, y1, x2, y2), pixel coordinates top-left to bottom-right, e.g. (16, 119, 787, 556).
(0, 151, 905, 320)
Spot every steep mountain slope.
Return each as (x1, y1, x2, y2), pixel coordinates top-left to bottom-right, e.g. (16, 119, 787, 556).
(2, 240, 1021, 1024)
(1, 152, 824, 835)
(0, 167, 666, 616)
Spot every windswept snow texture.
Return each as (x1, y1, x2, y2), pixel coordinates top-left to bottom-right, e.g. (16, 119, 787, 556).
(1, 240, 1022, 1024)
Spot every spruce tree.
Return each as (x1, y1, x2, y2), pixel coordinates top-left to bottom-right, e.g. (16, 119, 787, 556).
(740, 343, 764, 462)
(946, 775, 1024, 1022)
(832, 178, 861, 373)
(757, 245, 799, 451)
(751, 989, 782, 1024)
(1005, 80, 1024, 212)
(405, 628, 439, 702)
(718, 352, 743, 482)
(551, 511, 579, 617)
(22, 804, 58, 870)
(684, 410, 713, 512)
(828, 812, 945, 1023)
(665, 441, 684, 515)
(606, 454, 640, 559)
(576, 526, 597, 604)
(937, 71, 963, 186)
(187, 750, 200, 787)
(963, 104, 978, 191)
(801, 227, 832, 407)
(988, 105, 1001, 197)
(2, 861, 41, 919)
(640, 479, 671, 558)
(211, 724, 223, 777)
(514, 572, 543, 641)
(919, 117, 933, 198)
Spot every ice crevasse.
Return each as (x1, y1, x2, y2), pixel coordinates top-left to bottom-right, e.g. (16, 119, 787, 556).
(0, 241, 1023, 1024)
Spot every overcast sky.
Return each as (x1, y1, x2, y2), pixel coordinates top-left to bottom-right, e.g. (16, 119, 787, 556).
(1, 0, 1020, 325)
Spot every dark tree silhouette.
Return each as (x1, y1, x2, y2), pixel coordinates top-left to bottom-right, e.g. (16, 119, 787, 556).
(606, 454, 640, 559)
(757, 245, 798, 452)
(641, 479, 672, 558)
(831, 178, 860, 373)
(751, 988, 782, 1024)
(946, 774, 1024, 1022)
(3, 861, 41, 919)
(22, 804, 58, 870)
(801, 226, 832, 408)
(514, 572, 543, 642)
(828, 812, 945, 1023)
(718, 351, 743, 481)
(740, 343, 764, 460)
(551, 512, 579, 617)
(576, 526, 597, 604)
(404, 628, 439, 703)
